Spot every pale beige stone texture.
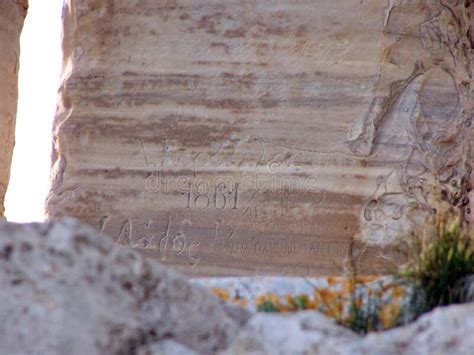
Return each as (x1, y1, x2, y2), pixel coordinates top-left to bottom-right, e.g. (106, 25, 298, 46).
(47, 1, 473, 276)
(0, 0, 28, 218)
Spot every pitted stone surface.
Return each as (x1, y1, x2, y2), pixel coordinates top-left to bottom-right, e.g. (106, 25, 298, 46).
(221, 304, 474, 355)
(0, 218, 250, 355)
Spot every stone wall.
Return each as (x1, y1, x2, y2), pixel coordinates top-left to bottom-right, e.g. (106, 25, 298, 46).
(0, 0, 28, 218)
(46, 0, 473, 276)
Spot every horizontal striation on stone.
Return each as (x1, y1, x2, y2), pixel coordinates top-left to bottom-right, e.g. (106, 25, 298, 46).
(47, 0, 473, 276)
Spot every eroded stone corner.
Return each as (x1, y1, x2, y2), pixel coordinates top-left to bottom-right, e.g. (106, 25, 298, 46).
(0, 0, 28, 218)
(350, 0, 474, 270)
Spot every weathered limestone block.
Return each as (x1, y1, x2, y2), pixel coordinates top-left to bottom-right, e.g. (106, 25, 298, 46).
(0, 218, 249, 354)
(47, 1, 473, 276)
(0, 0, 28, 218)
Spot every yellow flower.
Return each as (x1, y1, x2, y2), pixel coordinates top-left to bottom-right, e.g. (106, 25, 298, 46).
(315, 288, 346, 319)
(391, 286, 405, 300)
(343, 279, 356, 294)
(319, 288, 338, 304)
(379, 303, 400, 329)
(232, 294, 248, 308)
(358, 276, 376, 284)
(327, 276, 340, 286)
(285, 294, 298, 311)
(211, 288, 230, 301)
(335, 300, 344, 317)
(306, 297, 317, 310)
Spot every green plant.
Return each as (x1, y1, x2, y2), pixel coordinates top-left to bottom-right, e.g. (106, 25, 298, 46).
(342, 287, 404, 334)
(403, 215, 474, 312)
(346, 297, 378, 334)
(294, 294, 309, 310)
(256, 300, 280, 313)
(343, 242, 382, 334)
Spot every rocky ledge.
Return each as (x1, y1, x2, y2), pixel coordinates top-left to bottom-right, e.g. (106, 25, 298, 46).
(0, 219, 473, 355)
(0, 219, 249, 354)
(223, 304, 474, 355)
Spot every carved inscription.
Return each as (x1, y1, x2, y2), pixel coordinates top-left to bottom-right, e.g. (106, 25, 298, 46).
(184, 183, 239, 211)
(225, 240, 350, 257)
(101, 216, 201, 266)
(46, 0, 471, 275)
(98, 213, 353, 276)
(347, 0, 473, 247)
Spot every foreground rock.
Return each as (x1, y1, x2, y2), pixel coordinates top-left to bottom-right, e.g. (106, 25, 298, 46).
(358, 304, 474, 355)
(222, 304, 474, 355)
(0, 0, 28, 218)
(221, 312, 359, 355)
(0, 219, 249, 355)
(47, 0, 473, 276)
(1, 218, 474, 354)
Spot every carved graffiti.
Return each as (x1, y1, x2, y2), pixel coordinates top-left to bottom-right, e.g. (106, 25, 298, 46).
(348, 0, 473, 245)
